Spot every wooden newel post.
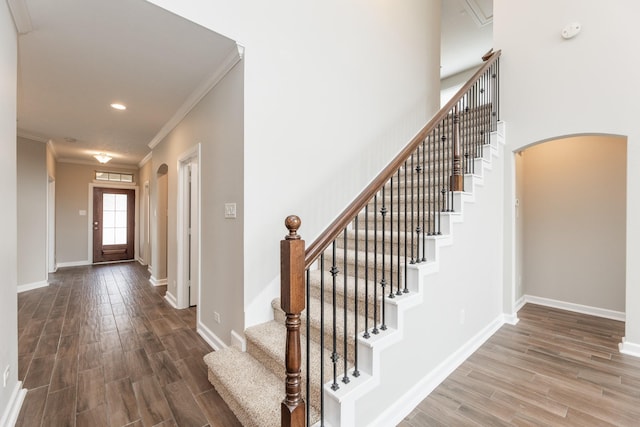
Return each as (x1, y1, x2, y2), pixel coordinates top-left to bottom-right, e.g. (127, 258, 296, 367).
(450, 105, 464, 192)
(281, 215, 306, 427)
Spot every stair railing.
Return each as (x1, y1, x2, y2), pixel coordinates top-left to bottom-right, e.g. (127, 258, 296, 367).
(280, 50, 501, 427)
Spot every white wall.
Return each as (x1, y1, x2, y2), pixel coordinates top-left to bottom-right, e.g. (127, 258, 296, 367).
(150, 60, 244, 344)
(358, 142, 505, 426)
(0, 1, 21, 423)
(17, 138, 48, 289)
(520, 136, 626, 312)
(147, 0, 442, 329)
(494, 0, 640, 347)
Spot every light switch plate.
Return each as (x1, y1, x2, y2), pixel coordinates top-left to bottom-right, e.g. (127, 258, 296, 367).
(224, 203, 237, 219)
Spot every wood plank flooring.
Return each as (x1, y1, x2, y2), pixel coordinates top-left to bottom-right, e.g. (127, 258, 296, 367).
(400, 304, 640, 426)
(16, 262, 241, 427)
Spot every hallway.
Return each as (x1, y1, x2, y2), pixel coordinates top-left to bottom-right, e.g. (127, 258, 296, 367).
(16, 262, 240, 427)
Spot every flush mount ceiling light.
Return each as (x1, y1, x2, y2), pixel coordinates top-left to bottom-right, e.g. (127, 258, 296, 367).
(94, 153, 112, 164)
(110, 103, 127, 111)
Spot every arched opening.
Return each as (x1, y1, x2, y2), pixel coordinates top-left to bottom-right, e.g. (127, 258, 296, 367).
(151, 163, 169, 287)
(515, 134, 627, 318)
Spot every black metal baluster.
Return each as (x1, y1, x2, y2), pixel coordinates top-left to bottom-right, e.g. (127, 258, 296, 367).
(410, 154, 415, 264)
(372, 195, 379, 335)
(422, 137, 427, 258)
(415, 145, 422, 262)
(388, 177, 394, 299)
(330, 242, 339, 391)
(427, 133, 432, 237)
(363, 206, 370, 339)
(353, 216, 360, 377)
(403, 161, 408, 293)
(397, 168, 403, 296)
(320, 254, 325, 424)
(305, 268, 311, 427)
(380, 186, 387, 331)
(497, 57, 500, 123)
(342, 230, 349, 384)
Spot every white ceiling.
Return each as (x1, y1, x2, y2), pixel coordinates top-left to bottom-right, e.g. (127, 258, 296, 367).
(12, 0, 489, 167)
(15, 0, 236, 167)
(441, 0, 493, 79)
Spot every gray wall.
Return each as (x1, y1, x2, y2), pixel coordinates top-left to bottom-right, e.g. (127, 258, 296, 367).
(0, 0, 20, 420)
(56, 162, 138, 265)
(150, 59, 244, 345)
(17, 138, 48, 287)
(520, 136, 626, 311)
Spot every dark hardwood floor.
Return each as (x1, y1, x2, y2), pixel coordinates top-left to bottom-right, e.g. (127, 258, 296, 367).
(17, 264, 640, 426)
(16, 262, 241, 427)
(400, 304, 640, 426)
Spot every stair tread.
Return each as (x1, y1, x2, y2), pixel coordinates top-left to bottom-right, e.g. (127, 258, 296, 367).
(203, 347, 283, 427)
(246, 320, 354, 410)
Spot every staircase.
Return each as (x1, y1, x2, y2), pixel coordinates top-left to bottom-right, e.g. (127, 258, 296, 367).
(204, 52, 503, 426)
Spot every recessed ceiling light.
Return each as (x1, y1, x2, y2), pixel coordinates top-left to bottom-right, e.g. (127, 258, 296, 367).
(110, 103, 126, 111)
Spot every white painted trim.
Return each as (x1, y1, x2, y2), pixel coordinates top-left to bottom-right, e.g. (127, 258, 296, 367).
(164, 291, 178, 308)
(514, 295, 526, 312)
(16, 129, 47, 143)
(371, 314, 506, 427)
(176, 144, 201, 310)
(619, 338, 640, 358)
(523, 295, 626, 322)
(47, 177, 56, 273)
(0, 382, 26, 427)
(17, 280, 49, 293)
(138, 151, 152, 168)
(136, 257, 146, 266)
(502, 312, 520, 326)
(56, 260, 91, 268)
(149, 276, 168, 287)
(197, 320, 226, 351)
(231, 330, 246, 352)
(148, 47, 242, 149)
(57, 158, 137, 169)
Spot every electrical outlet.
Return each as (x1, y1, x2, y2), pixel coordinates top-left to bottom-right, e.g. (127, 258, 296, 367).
(3, 365, 9, 388)
(214, 312, 221, 323)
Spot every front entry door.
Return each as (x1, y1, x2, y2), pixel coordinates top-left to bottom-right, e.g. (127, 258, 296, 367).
(93, 188, 135, 263)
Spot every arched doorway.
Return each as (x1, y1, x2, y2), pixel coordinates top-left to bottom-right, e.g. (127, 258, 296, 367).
(515, 134, 627, 318)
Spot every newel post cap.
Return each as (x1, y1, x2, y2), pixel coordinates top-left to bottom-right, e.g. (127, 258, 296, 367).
(285, 215, 301, 240)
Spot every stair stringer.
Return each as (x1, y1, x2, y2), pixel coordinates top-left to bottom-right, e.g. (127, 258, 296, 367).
(321, 123, 506, 427)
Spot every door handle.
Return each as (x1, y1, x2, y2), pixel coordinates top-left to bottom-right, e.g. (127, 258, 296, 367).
(94, 221, 99, 225)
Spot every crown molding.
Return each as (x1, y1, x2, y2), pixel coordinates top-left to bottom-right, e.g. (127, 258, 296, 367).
(17, 129, 48, 143)
(56, 157, 138, 170)
(7, 0, 33, 35)
(463, 0, 492, 27)
(138, 151, 153, 168)
(46, 140, 58, 159)
(147, 44, 243, 149)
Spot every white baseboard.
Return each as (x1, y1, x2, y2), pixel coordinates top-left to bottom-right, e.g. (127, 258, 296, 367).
(514, 295, 526, 312)
(149, 276, 168, 287)
(231, 330, 246, 352)
(17, 280, 49, 293)
(164, 291, 177, 308)
(197, 320, 226, 352)
(0, 381, 26, 427)
(56, 260, 91, 268)
(523, 295, 625, 322)
(619, 338, 640, 358)
(136, 258, 147, 266)
(372, 314, 506, 427)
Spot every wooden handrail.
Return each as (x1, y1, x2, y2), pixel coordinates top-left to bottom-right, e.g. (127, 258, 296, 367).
(304, 50, 501, 268)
